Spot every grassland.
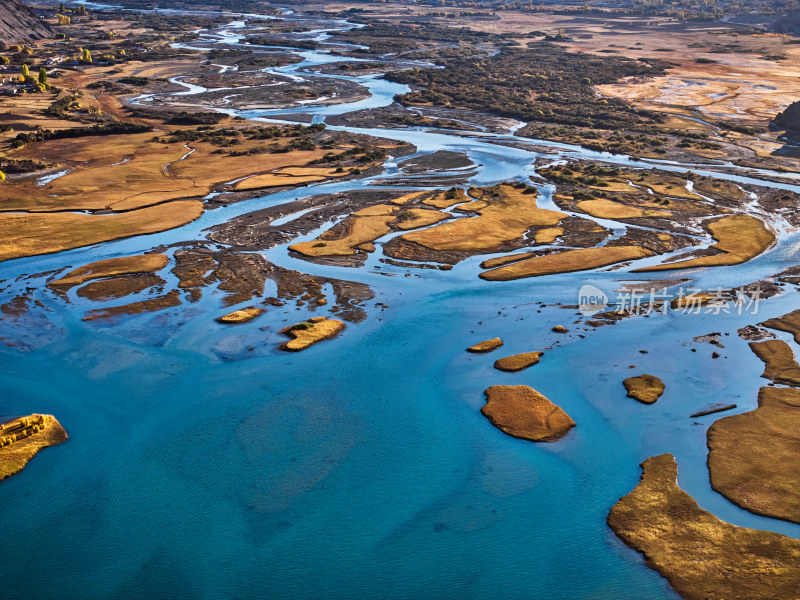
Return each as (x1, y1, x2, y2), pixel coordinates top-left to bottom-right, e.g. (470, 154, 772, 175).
(762, 309, 800, 345)
(493, 351, 543, 372)
(384, 183, 564, 263)
(48, 254, 169, 289)
(0, 200, 203, 262)
(216, 307, 266, 324)
(280, 317, 345, 351)
(708, 387, 800, 524)
(749, 340, 800, 387)
(608, 453, 800, 600)
(623, 374, 665, 404)
(480, 246, 654, 281)
(481, 385, 575, 442)
(635, 214, 775, 271)
(0, 415, 68, 481)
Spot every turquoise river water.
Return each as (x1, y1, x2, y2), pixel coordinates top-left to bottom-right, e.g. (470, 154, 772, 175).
(2, 3, 800, 599)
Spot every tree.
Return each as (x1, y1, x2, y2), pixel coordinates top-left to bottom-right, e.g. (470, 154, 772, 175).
(0, 57, 9, 65)
(38, 67, 47, 86)
(59, 2, 65, 11)
(21, 64, 29, 78)
(0, 172, 6, 183)
(80, 48, 92, 63)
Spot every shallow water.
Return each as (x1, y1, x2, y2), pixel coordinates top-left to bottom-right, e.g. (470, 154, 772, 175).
(2, 5, 800, 600)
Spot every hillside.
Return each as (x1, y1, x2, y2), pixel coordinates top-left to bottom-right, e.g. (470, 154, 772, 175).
(0, 0, 53, 44)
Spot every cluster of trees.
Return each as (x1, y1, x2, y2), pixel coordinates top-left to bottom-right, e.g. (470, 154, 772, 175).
(0, 416, 46, 446)
(11, 122, 151, 148)
(12, 64, 51, 93)
(334, 21, 512, 55)
(58, 2, 87, 15)
(387, 43, 668, 131)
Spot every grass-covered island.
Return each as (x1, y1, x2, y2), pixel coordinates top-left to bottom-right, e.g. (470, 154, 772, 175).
(0, 415, 68, 481)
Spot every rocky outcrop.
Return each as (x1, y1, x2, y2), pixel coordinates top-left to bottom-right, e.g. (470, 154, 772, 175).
(774, 100, 800, 134)
(0, 1, 53, 43)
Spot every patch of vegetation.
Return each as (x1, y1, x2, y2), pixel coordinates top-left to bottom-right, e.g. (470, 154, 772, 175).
(206, 49, 301, 68)
(117, 76, 150, 86)
(166, 111, 227, 125)
(11, 122, 152, 148)
(334, 21, 508, 55)
(386, 42, 667, 131)
(246, 36, 319, 50)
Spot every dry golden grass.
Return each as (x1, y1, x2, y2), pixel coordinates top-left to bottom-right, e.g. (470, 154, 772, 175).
(391, 191, 428, 205)
(1, 133, 375, 213)
(280, 317, 344, 351)
(481, 385, 575, 442)
(609, 453, 800, 600)
(393, 208, 448, 230)
(466, 338, 503, 353)
(494, 351, 543, 372)
(762, 309, 800, 345)
(575, 199, 669, 219)
(233, 165, 361, 191)
(423, 188, 469, 208)
(708, 387, 800, 525)
(670, 292, 718, 310)
(635, 215, 775, 272)
(749, 340, 800, 387)
(48, 254, 168, 289)
(533, 227, 563, 243)
(216, 307, 266, 324)
(623, 374, 665, 404)
(0, 200, 203, 262)
(589, 180, 640, 194)
(290, 204, 449, 257)
(234, 173, 327, 191)
(290, 204, 398, 257)
(481, 246, 654, 281)
(397, 184, 564, 254)
(632, 173, 702, 200)
(480, 252, 537, 269)
(0, 415, 68, 481)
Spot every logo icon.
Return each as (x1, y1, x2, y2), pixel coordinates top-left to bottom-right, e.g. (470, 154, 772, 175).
(578, 284, 608, 316)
